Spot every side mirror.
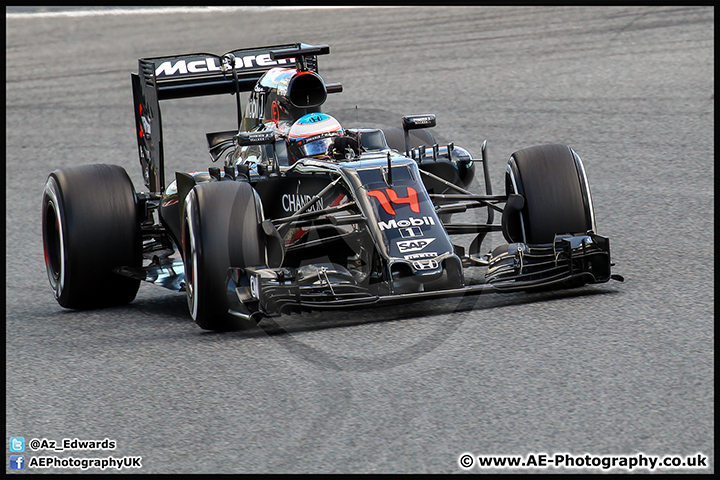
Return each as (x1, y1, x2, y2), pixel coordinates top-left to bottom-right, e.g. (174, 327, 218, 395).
(402, 114, 436, 131)
(402, 114, 436, 156)
(236, 131, 279, 174)
(235, 131, 275, 146)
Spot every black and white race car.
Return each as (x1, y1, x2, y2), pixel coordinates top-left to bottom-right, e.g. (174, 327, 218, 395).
(41, 43, 623, 331)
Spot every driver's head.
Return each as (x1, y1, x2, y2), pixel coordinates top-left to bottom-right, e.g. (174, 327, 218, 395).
(287, 113, 343, 162)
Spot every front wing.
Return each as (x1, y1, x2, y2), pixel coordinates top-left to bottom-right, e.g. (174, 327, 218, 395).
(225, 233, 623, 321)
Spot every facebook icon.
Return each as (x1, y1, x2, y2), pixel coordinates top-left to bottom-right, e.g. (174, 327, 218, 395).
(10, 455, 25, 470)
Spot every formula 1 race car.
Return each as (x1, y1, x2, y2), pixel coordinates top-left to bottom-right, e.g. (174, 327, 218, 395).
(42, 43, 623, 331)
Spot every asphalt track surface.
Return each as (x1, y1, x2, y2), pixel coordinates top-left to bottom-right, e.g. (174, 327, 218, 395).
(6, 6, 714, 474)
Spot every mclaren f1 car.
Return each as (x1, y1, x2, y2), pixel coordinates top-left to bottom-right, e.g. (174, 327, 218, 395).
(42, 43, 623, 331)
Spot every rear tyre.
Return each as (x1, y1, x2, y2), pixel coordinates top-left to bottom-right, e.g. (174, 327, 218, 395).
(182, 181, 266, 331)
(504, 144, 595, 245)
(41, 164, 142, 309)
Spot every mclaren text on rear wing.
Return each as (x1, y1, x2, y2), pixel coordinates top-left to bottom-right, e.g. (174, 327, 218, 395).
(131, 43, 316, 192)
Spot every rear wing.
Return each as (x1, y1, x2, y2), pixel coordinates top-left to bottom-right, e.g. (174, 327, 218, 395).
(131, 43, 323, 192)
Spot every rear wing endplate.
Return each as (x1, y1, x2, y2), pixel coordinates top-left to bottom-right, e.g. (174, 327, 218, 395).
(131, 43, 318, 192)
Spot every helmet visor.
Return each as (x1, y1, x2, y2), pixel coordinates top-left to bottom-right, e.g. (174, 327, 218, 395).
(299, 137, 335, 158)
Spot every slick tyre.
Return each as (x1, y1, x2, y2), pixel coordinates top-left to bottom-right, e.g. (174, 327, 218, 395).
(504, 144, 596, 245)
(182, 181, 266, 331)
(42, 164, 142, 309)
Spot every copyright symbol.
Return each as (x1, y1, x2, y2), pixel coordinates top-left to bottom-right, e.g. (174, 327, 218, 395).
(29, 438, 41, 451)
(458, 453, 475, 469)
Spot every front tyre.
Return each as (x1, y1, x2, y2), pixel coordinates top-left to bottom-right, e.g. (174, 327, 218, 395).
(182, 181, 266, 331)
(42, 164, 142, 309)
(504, 144, 595, 245)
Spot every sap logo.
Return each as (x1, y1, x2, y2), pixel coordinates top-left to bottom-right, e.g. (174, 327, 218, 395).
(367, 187, 419, 215)
(413, 259, 439, 270)
(155, 55, 292, 77)
(378, 216, 435, 231)
(397, 238, 436, 253)
(282, 194, 323, 213)
(404, 252, 438, 261)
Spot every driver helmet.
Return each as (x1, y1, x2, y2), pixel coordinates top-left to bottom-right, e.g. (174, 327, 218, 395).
(287, 113, 343, 162)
